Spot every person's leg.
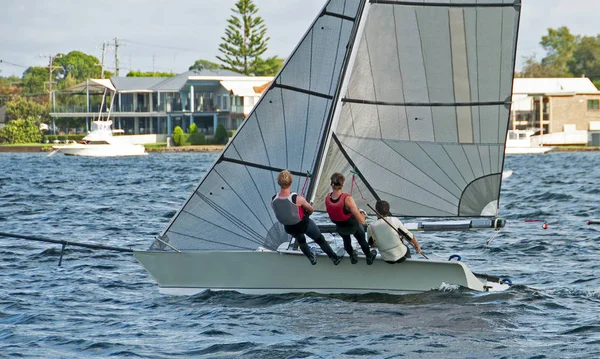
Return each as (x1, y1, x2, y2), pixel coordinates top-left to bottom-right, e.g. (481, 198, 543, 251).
(353, 226, 377, 265)
(341, 234, 358, 264)
(293, 233, 317, 265)
(306, 220, 342, 265)
(353, 226, 371, 257)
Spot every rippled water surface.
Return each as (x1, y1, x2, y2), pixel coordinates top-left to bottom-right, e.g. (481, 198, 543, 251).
(1, 152, 599, 358)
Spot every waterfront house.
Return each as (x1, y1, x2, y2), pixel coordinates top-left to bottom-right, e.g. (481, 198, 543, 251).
(511, 77, 600, 146)
(49, 69, 273, 142)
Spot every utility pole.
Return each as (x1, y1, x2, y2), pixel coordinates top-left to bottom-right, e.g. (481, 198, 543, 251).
(114, 37, 120, 76)
(100, 41, 107, 78)
(41, 54, 62, 103)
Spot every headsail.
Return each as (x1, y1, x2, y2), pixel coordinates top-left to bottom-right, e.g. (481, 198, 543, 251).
(153, 0, 364, 251)
(312, 0, 521, 217)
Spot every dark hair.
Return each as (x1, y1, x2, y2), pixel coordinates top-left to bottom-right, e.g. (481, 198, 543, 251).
(375, 200, 390, 216)
(330, 172, 345, 190)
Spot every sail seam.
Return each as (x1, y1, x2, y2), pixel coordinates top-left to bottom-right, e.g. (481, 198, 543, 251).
(441, 144, 469, 185)
(370, 1, 519, 8)
(220, 157, 308, 177)
(340, 140, 460, 208)
(380, 139, 462, 201)
(392, 6, 410, 141)
(376, 188, 456, 216)
(414, 7, 435, 141)
(272, 83, 333, 100)
(337, 135, 461, 204)
(415, 141, 464, 194)
(197, 191, 266, 242)
(200, 171, 269, 237)
(343, 98, 507, 106)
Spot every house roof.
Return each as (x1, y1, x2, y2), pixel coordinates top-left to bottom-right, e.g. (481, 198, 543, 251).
(513, 78, 600, 95)
(60, 79, 116, 93)
(110, 77, 167, 93)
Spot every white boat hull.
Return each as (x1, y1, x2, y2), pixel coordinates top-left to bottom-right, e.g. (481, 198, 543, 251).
(505, 146, 554, 154)
(52, 143, 147, 157)
(134, 250, 507, 296)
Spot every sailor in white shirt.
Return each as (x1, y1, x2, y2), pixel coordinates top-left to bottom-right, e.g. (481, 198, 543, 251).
(367, 200, 422, 263)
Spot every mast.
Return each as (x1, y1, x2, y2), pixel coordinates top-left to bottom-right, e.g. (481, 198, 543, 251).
(307, 0, 370, 203)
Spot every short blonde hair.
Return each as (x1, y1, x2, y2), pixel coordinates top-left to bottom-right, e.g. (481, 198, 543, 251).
(278, 170, 293, 189)
(330, 172, 345, 190)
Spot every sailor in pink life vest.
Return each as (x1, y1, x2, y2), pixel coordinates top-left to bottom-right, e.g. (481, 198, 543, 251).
(271, 170, 343, 265)
(367, 200, 422, 263)
(325, 172, 377, 265)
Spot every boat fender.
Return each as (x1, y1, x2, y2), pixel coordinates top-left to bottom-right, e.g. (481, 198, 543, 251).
(500, 278, 512, 286)
(448, 254, 461, 261)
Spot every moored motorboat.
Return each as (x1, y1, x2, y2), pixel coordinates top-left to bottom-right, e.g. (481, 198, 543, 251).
(52, 120, 147, 157)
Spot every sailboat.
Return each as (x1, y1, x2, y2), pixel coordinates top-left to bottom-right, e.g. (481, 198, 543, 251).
(135, 0, 521, 295)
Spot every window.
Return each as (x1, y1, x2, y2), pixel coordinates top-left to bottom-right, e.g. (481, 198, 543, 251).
(588, 99, 599, 111)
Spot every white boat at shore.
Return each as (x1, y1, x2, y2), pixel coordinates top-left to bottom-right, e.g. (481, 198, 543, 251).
(135, 0, 521, 295)
(505, 130, 554, 154)
(52, 120, 147, 157)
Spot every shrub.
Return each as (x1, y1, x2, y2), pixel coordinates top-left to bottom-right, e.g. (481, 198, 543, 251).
(0, 117, 42, 144)
(173, 126, 184, 146)
(188, 123, 205, 145)
(214, 124, 229, 144)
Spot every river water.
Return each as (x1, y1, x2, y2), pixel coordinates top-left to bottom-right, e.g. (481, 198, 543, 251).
(0, 152, 599, 358)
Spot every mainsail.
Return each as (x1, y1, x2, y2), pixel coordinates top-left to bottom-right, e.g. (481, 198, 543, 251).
(152, 0, 520, 253)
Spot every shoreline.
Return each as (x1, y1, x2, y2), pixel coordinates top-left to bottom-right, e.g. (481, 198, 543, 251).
(0, 145, 225, 153)
(0, 145, 597, 153)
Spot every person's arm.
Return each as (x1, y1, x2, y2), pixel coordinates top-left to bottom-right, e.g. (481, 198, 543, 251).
(408, 235, 422, 254)
(367, 225, 376, 247)
(345, 195, 366, 224)
(295, 195, 314, 215)
(393, 218, 421, 253)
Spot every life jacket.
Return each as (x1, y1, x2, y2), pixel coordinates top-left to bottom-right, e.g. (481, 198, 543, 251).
(271, 193, 304, 225)
(325, 192, 352, 222)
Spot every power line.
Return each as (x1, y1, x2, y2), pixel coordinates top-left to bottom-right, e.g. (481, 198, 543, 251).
(122, 39, 199, 53)
(0, 59, 28, 68)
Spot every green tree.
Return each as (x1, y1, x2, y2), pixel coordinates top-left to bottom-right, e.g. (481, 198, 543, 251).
(6, 96, 49, 126)
(217, 0, 270, 75)
(173, 125, 184, 146)
(126, 70, 176, 77)
(22, 66, 49, 97)
(55, 51, 102, 84)
(213, 123, 229, 144)
(569, 35, 600, 86)
(0, 75, 22, 106)
(0, 116, 42, 144)
(189, 60, 221, 72)
(539, 26, 579, 77)
(253, 56, 283, 76)
(519, 55, 567, 78)
(188, 123, 205, 145)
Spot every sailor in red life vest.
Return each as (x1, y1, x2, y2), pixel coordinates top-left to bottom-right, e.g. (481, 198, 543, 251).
(271, 170, 343, 265)
(325, 172, 377, 265)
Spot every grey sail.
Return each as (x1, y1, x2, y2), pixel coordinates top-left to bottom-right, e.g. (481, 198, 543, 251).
(151, 0, 363, 251)
(313, 0, 520, 217)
